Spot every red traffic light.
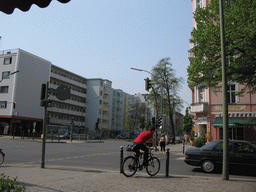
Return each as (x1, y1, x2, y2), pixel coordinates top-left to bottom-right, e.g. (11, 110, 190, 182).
(0, 0, 71, 14)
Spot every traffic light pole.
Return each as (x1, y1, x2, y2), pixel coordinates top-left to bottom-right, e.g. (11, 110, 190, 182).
(151, 86, 158, 144)
(41, 81, 49, 168)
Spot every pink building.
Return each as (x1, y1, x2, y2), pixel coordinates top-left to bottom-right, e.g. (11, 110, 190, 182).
(188, 0, 256, 143)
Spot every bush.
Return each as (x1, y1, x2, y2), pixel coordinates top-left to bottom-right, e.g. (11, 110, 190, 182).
(0, 173, 26, 192)
(194, 136, 205, 148)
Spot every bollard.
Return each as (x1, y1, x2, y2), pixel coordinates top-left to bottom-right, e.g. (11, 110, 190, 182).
(165, 148, 170, 177)
(120, 146, 124, 173)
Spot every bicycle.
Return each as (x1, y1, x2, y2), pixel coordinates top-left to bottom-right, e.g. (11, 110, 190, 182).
(122, 145, 160, 177)
(0, 149, 5, 165)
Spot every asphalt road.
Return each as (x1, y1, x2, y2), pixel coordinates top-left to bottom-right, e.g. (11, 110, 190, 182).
(1, 137, 256, 180)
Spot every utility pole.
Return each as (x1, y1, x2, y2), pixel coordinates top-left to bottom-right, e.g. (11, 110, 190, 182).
(220, 0, 229, 180)
(41, 82, 49, 168)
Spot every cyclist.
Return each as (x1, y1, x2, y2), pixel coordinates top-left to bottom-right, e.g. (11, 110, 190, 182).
(133, 126, 159, 166)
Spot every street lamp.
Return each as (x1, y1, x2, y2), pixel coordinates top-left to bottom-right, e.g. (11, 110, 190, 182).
(130, 67, 159, 143)
(0, 70, 19, 83)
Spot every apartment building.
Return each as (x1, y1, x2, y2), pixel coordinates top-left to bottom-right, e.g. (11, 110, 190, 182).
(0, 48, 144, 136)
(189, 0, 256, 143)
(48, 65, 87, 134)
(0, 49, 51, 136)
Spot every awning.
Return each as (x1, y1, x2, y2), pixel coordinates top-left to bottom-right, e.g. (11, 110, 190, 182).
(213, 120, 256, 127)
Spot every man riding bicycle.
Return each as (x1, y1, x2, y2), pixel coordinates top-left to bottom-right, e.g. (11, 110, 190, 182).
(133, 126, 159, 166)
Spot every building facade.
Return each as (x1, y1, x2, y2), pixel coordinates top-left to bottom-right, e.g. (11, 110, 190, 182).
(189, 0, 256, 143)
(0, 49, 51, 136)
(0, 48, 146, 136)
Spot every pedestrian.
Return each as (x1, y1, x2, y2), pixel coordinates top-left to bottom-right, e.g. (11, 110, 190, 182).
(160, 134, 166, 154)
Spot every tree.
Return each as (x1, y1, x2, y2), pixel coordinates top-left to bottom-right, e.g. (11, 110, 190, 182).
(124, 101, 150, 137)
(187, 0, 256, 94)
(151, 58, 184, 139)
(182, 108, 193, 134)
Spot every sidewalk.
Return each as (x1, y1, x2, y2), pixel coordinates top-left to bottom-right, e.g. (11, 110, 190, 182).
(1, 164, 256, 192)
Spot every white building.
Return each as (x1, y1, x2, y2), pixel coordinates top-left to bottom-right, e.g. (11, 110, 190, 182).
(0, 49, 51, 135)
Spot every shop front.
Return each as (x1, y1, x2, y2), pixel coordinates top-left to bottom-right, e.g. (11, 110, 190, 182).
(214, 119, 256, 143)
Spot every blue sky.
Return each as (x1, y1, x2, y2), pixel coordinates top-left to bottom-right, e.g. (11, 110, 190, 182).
(0, 0, 193, 112)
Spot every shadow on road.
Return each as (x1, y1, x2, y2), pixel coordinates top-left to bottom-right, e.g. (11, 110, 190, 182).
(192, 165, 256, 177)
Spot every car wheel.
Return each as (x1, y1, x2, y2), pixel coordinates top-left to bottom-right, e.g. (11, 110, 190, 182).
(201, 160, 215, 173)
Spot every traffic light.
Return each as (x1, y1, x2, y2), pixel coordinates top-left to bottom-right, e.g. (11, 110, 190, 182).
(0, 0, 71, 15)
(145, 78, 152, 91)
(158, 118, 162, 125)
(158, 118, 163, 129)
(151, 117, 155, 125)
(40, 84, 47, 100)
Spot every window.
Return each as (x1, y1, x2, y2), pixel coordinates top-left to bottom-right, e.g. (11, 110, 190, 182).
(199, 88, 206, 102)
(0, 86, 8, 93)
(4, 57, 12, 65)
(0, 101, 7, 108)
(227, 84, 236, 103)
(196, 0, 203, 8)
(2, 71, 10, 80)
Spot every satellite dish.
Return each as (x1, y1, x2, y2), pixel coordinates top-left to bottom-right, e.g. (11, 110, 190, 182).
(56, 85, 70, 101)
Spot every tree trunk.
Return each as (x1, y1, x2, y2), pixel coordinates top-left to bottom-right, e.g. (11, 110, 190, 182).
(168, 108, 175, 142)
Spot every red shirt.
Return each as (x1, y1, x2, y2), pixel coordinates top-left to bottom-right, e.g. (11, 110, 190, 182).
(133, 130, 154, 144)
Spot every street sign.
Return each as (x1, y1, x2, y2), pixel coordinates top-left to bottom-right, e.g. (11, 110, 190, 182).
(56, 85, 70, 101)
(33, 122, 36, 128)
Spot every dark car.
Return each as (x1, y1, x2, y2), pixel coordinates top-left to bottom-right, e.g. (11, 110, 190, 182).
(184, 140, 256, 173)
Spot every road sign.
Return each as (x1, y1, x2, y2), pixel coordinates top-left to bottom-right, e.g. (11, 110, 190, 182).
(56, 85, 70, 101)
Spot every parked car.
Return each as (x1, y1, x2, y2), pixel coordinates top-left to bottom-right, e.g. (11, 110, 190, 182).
(184, 140, 256, 173)
(57, 132, 70, 139)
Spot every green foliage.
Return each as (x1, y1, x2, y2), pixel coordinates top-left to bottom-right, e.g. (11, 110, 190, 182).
(182, 108, 193, 134)
(0, 173, 26, 192)
(194, 136, 205, 148)
(124, 101, 150, 131)
(145, 119, 151, 130)
(188, 0, 256, 94)
(151, 58, 184, 137)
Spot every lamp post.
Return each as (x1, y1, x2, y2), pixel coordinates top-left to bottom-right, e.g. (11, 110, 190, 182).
(130, 67, 159, 144)
(0, 70, 19, 83)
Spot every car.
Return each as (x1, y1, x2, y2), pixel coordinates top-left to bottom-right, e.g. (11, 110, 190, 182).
(184, 140, 256, 173)
(57, 132, 70, 139)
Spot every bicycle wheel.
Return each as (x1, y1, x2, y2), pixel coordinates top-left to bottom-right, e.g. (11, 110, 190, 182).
(122, 156, 137, 177)
(146, 157, 160, 176)
(0, 151, 4, 165)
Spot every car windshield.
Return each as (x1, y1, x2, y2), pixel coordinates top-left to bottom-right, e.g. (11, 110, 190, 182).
(200, 141, 219, 150)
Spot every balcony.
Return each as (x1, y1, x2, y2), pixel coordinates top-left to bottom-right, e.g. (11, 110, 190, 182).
(103, 107, 109, 112)
(104, 90, 110, 95)
(190, 103, 208, 113)
(102, 124, 108, 129)
(103, 98, 110, 103)
(102, 115, 109, 120)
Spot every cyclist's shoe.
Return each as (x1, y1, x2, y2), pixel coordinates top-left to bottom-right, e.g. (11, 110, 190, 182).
(142, 161, 149, 166)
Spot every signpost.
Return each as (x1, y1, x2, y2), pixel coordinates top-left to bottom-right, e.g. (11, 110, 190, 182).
(33, 122, 36, 140)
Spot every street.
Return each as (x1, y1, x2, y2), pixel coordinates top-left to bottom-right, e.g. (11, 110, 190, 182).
(0, 137, 256, 180)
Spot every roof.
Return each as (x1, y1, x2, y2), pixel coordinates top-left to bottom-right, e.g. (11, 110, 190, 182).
(0, 0, 71, 14)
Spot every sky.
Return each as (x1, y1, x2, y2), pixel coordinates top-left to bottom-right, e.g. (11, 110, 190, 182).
(0, 0, 193, 113)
